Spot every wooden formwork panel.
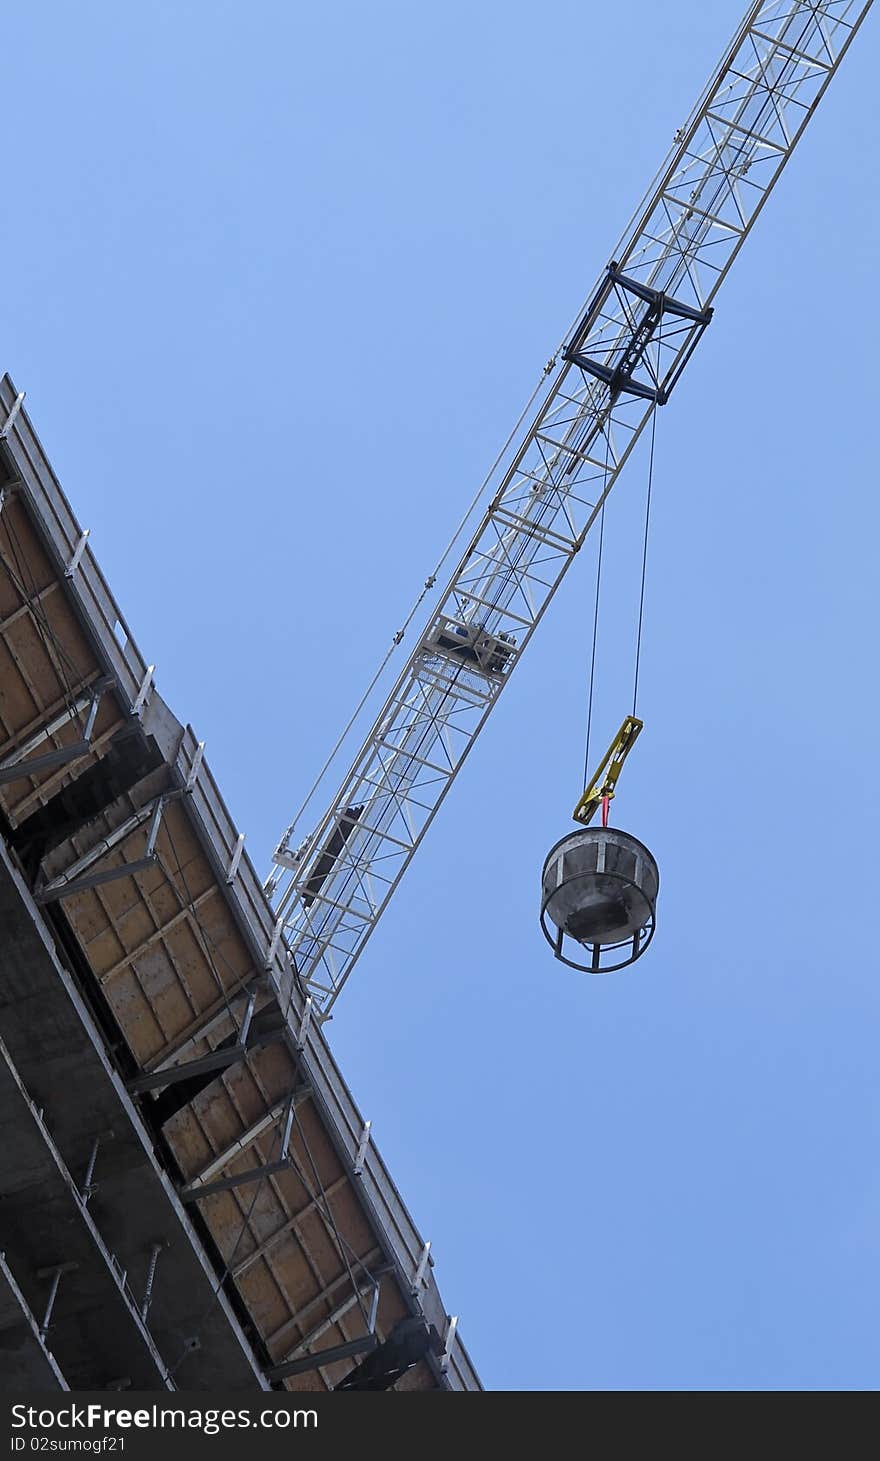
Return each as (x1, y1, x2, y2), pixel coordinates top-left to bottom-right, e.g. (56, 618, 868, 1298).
(63, 802, 253, 1066)
(54, 796, 406, 1389)
(0, 495, 126, 826)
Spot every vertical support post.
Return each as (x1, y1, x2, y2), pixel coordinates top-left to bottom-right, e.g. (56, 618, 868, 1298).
(0, 390, 25, 439)
(140, 1243, 163, 1323)
(133, 665, 155, 715)
(265, 917, 285, 969)
(296, 995, 313, 1051)
(64, 529, 90, 579)
(82, 694, 101, 744)
(40, 1271, 63, 1339)
(279, 1093, 296, 1159)
(226, 832, 245, 884)
(367, 1280, 380, 1336)
(353, 1120, 372, 1177)
(37, 1264, 77, 1339)
(440, 1314, 458, 1373)
(238, 990, 257, 1048)
(410, 1240, 431, 1294)
(144, 796, 165, 859)
(185, 741, 205, 792)
(81, 1136, 101, 1206)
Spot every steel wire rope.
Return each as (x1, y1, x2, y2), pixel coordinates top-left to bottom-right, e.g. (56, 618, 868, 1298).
(582, 428, 611, 788)
(633, 400, 658, 720)
(631, 302, 663, 720)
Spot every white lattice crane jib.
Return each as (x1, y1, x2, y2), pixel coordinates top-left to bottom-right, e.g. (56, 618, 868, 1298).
(265, 1, 874, 1016)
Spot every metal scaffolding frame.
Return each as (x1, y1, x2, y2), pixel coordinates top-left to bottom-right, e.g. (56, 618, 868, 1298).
(266, 0, 873, 1017)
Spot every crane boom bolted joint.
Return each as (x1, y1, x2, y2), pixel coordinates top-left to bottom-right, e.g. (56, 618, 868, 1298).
(563, 266, 713, 407)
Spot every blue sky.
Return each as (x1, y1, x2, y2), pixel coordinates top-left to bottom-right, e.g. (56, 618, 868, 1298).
(4, 2, 878, 1390)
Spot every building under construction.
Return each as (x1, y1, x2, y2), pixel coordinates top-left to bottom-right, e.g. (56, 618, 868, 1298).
(0, 374, 479, 1392)
(1, 0, 873, 1397)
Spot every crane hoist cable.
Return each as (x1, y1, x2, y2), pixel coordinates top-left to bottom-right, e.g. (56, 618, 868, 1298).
(581, 306, 660, 802)
(632, 396, 658, 721)
(573, 423, 657, 831)
(582, 428, 609, 791)
(560, 309, 662, 971)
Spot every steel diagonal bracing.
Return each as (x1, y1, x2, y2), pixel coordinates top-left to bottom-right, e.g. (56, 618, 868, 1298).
(269, 1, 873, 1015)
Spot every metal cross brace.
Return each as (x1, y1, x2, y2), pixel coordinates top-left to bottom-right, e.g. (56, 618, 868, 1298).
(127, 992, 287, 1094)
(179, 1085, 310, 1203)
(0, 686, 107, 787)
(36, 794, 174, 904)
(0, 391, 25, 439)
(265, 1332, 379, 1381)
(268, 1267, 391, 1381)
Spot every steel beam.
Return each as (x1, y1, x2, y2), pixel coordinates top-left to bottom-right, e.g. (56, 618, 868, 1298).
(265, 1332, 378, 1382)
(179, 1085, 310, 1202)
(37, 795, 172, 904)
(184, 1094, 296, 1189)
(0, 688, 104, 786)
(280, 1268, 390, 1366)
(180, 1156, 294, 1203)
(126, 1025, 287, 1093)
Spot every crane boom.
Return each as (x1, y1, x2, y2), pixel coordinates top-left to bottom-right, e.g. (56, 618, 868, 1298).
(268, 0, 873, 1016)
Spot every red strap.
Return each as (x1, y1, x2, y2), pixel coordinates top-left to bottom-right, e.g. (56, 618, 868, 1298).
(601, 795, 610, 828)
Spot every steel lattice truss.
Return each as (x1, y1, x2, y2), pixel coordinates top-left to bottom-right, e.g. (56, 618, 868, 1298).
(268, 0, 873, 1015)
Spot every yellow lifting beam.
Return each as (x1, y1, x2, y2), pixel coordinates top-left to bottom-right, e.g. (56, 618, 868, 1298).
(572, 715, 643, 826)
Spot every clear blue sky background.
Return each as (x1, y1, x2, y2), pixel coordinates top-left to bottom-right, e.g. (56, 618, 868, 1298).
(3, 2, 878, 1391)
